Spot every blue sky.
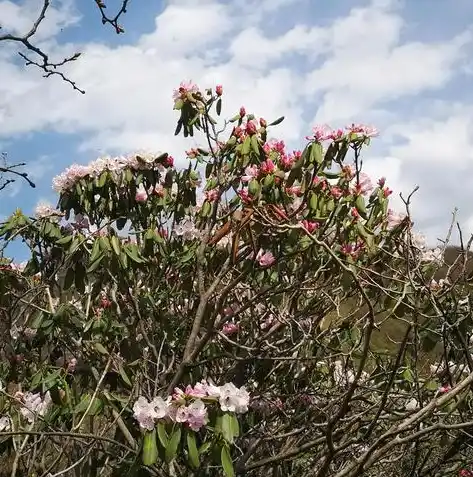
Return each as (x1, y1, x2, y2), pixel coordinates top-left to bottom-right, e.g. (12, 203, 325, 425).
(1, 0, 473, 260)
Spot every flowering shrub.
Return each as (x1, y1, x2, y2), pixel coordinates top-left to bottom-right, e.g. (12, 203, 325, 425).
(0, 81, 473, 476)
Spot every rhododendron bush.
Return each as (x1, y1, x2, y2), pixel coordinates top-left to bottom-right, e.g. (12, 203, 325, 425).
(1, 82, 473, 477)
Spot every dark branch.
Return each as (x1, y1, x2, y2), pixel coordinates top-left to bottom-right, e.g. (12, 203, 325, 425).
(0, 0, 131, 94)
(0, 154, 36, 192)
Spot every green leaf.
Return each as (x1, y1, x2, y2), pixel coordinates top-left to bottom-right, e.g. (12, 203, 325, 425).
(89, 239, 101, 263)
(56, 235, 73, 245)
(221, 446, 235, 477)
(186, 431, 200, 469)
(268, 116, 284, 126)
(165, 425, 182, 463)
(94, 342, 109, 355)
(219, 413, 236, 444)
(116, 217, 127, 230)
(142, 429, 159, 466)
(311, 143, 323, 164)
(87, 253, 104, 273)
(157, 422, 169, 448)
(74, 393, 103, 416)
(99, 236, 111, 252)
(63, 267, 75, 291)
(251, 135, 260, 156)
(216, 98, 222, 116)
(118, 364, 132, 387)
(110, 235, 120, 256)
(241, 136, 251, 156)
(355, 194, 368, 219)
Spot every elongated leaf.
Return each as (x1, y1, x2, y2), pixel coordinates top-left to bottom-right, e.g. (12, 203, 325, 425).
(157, 422, 169, 448)
(165, 425, 181, 463)
(110, 235, 120, 256)
(221, 446, 235, 477)
(268, 116, 284, 126)
(118, 364, 132, 387)
(186, 431, 200, 469)
(142, 429, 158, 466)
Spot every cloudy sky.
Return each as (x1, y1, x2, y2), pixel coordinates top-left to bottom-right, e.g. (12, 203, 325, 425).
(1, 0, 473, 259)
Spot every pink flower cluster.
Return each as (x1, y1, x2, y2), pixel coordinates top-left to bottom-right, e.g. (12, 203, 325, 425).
(133, 381, 250, 432)
(308, 123, 379, 142)
(52, 151, 174, 194)
(172, 80, 200, 107)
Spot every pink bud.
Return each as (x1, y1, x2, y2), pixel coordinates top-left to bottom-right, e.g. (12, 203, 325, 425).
(239, 106, 246, 117)
(216, 84, 223, 96)
(377, 177, 386, 187)
(164, 155, 174, 167)
(259, 118, 267, 127)
(245, 120, 258, 136)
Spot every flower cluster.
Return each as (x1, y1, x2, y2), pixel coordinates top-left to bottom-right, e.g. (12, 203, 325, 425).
(52, 151, 174, 194)
(133, 381, 249, 432)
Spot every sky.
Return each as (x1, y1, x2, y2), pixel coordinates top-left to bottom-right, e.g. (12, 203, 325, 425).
(1, 0, 473, 260)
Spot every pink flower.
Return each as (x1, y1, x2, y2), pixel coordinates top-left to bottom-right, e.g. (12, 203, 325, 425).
(302, 220, 319, 233)
(239, 106, 246, 117)
(245, 120, 258, 136)
(172, 80, 200, 102)
(216, 84, 223, 96)
(439, 385, 452, 394)
(186, 399, 208, 431)
(377, 177, 386, 187)
(185, 384, 207, 399)
(346, 123, 379, 138)
(174, 406, 189, 423)
(241, 165, 259, 183)
(256, 249, 276, 267)
(152, 184, 165, 197)
(285, 186, 302, 196)
(309, 124, 334, 142)
(387, 209, 405, 229)
(353, 172, 373, 195)
(205, 188, 219, 202)
(383, 187, 393, 197)
(222, 323, 239, 336)
(350, 207, 360, 219)
(238, 189, 253, 204)
(260, 159, 276, 175)
(135, 185, 148, 203)
(132, 396, 168, 430)
(330, 186, 343, 199)
(163, 155, 174, 167)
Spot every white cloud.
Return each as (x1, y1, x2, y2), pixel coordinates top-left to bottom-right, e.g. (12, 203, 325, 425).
(0, 0, 80, 41)
(1, 0, 473, 244)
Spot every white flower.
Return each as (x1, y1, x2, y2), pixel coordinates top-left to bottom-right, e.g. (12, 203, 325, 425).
(34, 202, 59, 220)
(219, 383, 250, 414)
(132, 396, 168, 430)
(0, 416, 11, 432)
(20, 392, 52, 423)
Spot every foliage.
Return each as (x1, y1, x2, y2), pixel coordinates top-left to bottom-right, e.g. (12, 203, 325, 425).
(0, 82, 472, 477)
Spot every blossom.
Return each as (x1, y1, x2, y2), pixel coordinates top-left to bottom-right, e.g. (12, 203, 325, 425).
(387, 209, 405, 229)
(239, 106, 246, 117)
(204, 188, 219, 202)
(256, 249, 276, 267)
(135, 184, 148, 203)
(352, 172, 373, 195)
(172, 80, 200, 103)
(301, 220, 319, 233)
(216, 84, 223, 96)
(219, 383, 250, 414)
(20, 391, 52, 423)
(245, 120, 258, 136)
(330, 186, 343, 199)
(34, 202, 60, 220)
(309, 124, 335, 142)
(186, 399, 208, 431)
(133, 396, 168, 430)
(222, 323, 239, 336)
(260, 159, 276, 175)
(0, 416, 11, 432)
(346, 123, 379, 138)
